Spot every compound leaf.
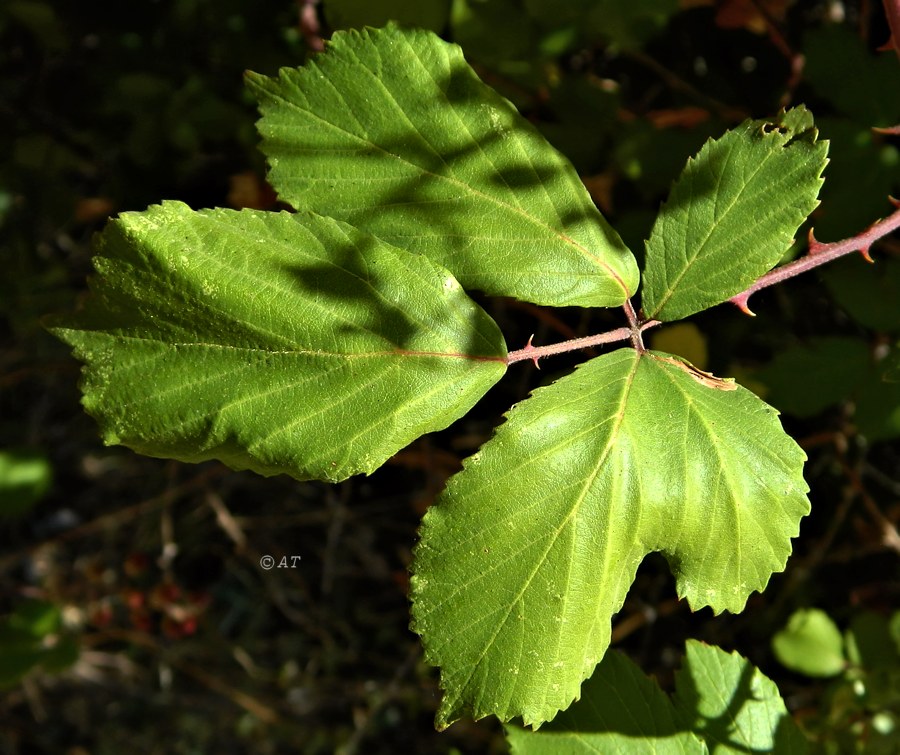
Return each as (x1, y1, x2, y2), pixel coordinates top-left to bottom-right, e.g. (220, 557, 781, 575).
(246, 24, 639, 308)
(411, 348, 808, 727)
(642, 106, 828, 321)
(49, 201, 506, 482)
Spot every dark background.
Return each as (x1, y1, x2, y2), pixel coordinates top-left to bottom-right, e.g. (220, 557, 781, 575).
(2, 1, 899, 752)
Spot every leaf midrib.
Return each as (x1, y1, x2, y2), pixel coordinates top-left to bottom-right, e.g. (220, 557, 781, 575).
(70, 331, 505, 363)
(261, 73, 630, 297)
(440, 351, 640, 719)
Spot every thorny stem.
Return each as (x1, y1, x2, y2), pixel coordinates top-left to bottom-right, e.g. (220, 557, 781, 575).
(622, 298, 647, 353)
(730, 200, 900, 314)
(507, 201, 900, 368)
(506, 316, 660, 366)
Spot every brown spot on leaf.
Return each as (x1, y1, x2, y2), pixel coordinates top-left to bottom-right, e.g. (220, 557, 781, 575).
(653, 354, 738, 391)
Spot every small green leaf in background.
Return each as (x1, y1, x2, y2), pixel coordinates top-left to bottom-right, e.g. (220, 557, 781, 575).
(845, 612, 900, 670)
(526, 0, 680, 51)
(0, 600, 78, 688)
(852, 357, 900, 442)
(885, 345, 900, 383)
(0, 448, 53, 518)
(822, 256, 900, 333)
(641, 106, 828, 321)
(412, 348, 809, 727)
(803, 25, 900, 128)
(756, 336, 900, 442)
(772, 608, 846, 678)
(810, 118, 899, 239)
(890, 611, 900, 655)
(49, 201, 506, 482)
(506, 641, 807, 754)
(450, 0, 539, 69)
(247, 25, 639, 308)
(322, 0, 452, 33)
(756, 337, 872, 418)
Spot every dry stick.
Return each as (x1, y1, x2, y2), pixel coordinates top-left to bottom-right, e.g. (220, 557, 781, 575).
(91, 627, 282, 724)
(506, 201, 900, 367)
(0, 466, 226, 574)
(839, 457, 900, 552)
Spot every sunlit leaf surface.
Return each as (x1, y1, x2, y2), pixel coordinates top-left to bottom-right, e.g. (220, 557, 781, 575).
(50, 202, 506, 481)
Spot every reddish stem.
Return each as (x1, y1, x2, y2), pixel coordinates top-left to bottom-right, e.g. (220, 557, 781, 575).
(506, 317, 660, 367)
(507, 201, 900, 368)
(729, 200, 900, 315)
(622, 298, 647, 352)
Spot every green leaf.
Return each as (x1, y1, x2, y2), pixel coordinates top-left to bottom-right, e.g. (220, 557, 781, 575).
(845, 612, 900, 670)
(506, 641, 807, 754)
(641, 107, 828, 321)
(671, 641, 809, 754)
(822, 256, 900, 333)
(0, 601, 77, 688)
(450, 0, 539, 69)
(323, 0, 452, 33)
(6, 600, 62, 638)
(804, 26, 900, 127)
(506, 649, 707, 754)
(854, 357, 900, 442)
(0, 448, 53, 518)
(525, 0, 680, 50)
(49, 201, 506, 482)
(812, 118, 900, 239)
(411, 348, 809, 727)
(756, 337, 900, 441)
(772, 608, 846, 678)
(756, 337, 871, 418)
(885, 344, 900, 383)
(246, 24, 639, 308)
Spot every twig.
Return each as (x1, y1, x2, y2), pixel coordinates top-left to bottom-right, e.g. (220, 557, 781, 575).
(507, 327, 630, 367)
(204, 490, 248, 551)
(506, 318, 662, 367)
(730, 200, 900, 314)
(0, 466, 226, 575)
(90, 627, 281, 723)
(507, 201, 900, 368)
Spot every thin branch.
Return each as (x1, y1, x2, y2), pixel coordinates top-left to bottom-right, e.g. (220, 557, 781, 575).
(506, 319, 660, 367)
(508, 201, 900, 367)
(507, 328, 630, 366)
(622, 298, 647, 352)
(729, 200, 900, 315)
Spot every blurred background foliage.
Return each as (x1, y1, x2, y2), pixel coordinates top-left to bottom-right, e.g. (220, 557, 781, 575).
(1, 0, 899, 752)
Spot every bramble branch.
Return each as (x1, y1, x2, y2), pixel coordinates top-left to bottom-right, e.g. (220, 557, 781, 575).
(508, 200, 900, 368)
(729, 200, 900, 315)
(506, 316, 660, 366)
